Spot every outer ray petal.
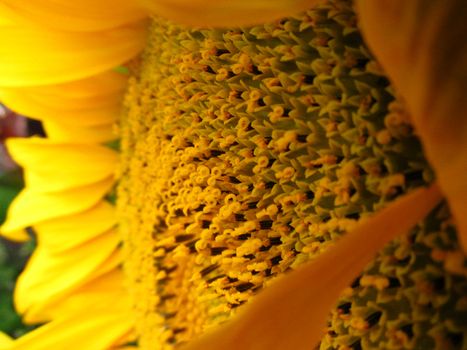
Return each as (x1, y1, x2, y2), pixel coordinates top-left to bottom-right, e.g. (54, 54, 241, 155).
(139, 0, 320, 27)
(15, 233, 121, 323)
(0, 178, 114, 240)
(50, 269, 128, 315)
(19, 203, 119, 322)
(6, 138, 117, 192)
(7, 292, 134, 350)
(35, 202, 116, 253)
(43, 121, 116, 143)
(181, 185, 441, 350)
(0, 333, 12, 347)
(24, 268, 132, 323)
(0, 1, 147, 32)
(0, 70, 127, 126)
(0, 21, 148, 87)
(357, 0, 467, 252)
(22, 253, 128, 324)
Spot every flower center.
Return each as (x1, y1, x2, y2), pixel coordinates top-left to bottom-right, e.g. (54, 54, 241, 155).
(117, 1, 466, 349)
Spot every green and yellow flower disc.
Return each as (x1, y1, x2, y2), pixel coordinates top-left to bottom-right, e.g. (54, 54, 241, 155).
(118, 2, 466, 349)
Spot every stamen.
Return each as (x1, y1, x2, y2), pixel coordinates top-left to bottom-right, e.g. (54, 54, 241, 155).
(180, 185, 442, 350)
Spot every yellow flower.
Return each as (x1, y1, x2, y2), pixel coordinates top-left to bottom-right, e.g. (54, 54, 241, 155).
(0, 1, 465, 350)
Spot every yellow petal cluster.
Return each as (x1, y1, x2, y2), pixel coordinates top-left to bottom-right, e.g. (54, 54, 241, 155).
(0, 0, 149, 348)
(0, 0, 146, 31)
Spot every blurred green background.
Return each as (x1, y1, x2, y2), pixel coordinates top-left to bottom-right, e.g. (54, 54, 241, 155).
(0, 110, 36, 337)
(0, 170, 34, 337)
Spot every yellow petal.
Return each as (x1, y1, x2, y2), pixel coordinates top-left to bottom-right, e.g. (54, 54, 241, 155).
(35, 202, 116, 254)
(357, 0, 467, 252)
(15, 229, 121, 322)
(181, 185, 441, 350)
(22, 250, 124, 323)
(28, 268, 127, 320)
(139, 0, 319, 27)
(43, 121, 116, 143)
(0, 1, 146, 32)
(21, 204, 120, 322)
(0, 333, 12, 347)
(6, 137, 117, 192)
(0, 70, 127, 126)
(9, 292, 133, 350)
(54, 269, 128, 312)
(0, 179, 114, 239)
(0, 21, 148, 87)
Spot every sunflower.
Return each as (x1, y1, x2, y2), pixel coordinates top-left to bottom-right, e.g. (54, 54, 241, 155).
(0, 1, 466, 350)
